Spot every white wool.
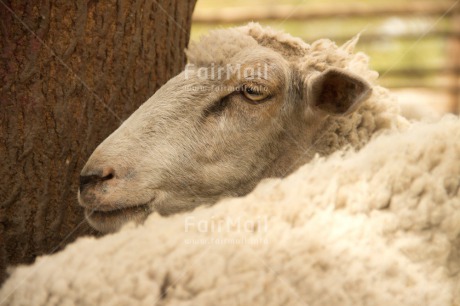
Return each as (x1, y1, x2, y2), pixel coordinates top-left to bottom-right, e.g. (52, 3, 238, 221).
(398, 99, 443, 121)
(1, 117, 459, 306)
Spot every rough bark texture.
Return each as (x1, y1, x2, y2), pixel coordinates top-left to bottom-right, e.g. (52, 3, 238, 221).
(0, 0, 196, 284)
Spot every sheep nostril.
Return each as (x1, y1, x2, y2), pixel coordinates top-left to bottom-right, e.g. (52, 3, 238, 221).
(79, 169, 115, 193)
(79, 175, 99, 193)
(101, 167, 115, 180)
(103, 173, 114, 180)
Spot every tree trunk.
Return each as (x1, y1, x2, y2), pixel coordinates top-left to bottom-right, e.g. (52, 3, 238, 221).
(0, 0, 196, 284)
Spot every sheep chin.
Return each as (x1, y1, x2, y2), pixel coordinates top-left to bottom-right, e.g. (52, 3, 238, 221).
(85, 203, 152, 233)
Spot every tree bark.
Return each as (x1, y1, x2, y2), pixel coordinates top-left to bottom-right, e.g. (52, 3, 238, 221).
(0, 0, 196, 284)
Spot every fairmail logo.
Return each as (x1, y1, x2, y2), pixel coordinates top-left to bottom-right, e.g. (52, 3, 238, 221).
(184, 62, 269, 81)
(184, 215, 268, 233)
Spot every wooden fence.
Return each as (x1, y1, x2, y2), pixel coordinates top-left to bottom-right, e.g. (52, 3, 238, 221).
(193, 2, 460, 113)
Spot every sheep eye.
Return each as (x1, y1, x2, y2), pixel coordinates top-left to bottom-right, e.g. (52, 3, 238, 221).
(241, 85, 269, 102)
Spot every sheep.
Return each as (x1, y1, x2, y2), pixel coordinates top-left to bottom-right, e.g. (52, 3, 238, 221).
(1, 116, 459, 306)
(78, 22, 407, 233)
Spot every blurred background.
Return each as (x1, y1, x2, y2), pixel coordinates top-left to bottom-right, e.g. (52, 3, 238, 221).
(191, 0, 460, 116)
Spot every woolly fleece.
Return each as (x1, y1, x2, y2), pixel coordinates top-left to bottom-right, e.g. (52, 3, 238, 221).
(1, 116, 459, 306)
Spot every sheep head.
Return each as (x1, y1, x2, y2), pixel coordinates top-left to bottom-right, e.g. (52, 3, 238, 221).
(78, 23, 372, 233)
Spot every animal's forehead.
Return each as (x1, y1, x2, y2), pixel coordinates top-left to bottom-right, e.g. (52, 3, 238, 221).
(186, 28, 260, 66)
(186, 23, 310, 67)
(186, 23, 372, 84)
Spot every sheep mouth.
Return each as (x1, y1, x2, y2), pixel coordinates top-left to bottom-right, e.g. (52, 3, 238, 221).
(85, 203, 151, 222)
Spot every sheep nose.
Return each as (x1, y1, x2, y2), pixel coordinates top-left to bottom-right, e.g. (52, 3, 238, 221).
(79, 168, 114, 193)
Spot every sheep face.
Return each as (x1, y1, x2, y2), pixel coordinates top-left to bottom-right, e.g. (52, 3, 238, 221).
(78, 27, 372, 233)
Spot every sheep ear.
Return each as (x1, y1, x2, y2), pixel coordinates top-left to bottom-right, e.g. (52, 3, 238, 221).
(307, 68, 372, 115)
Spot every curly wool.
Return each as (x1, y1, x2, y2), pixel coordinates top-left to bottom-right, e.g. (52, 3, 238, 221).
(1, 116, 459, 306)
